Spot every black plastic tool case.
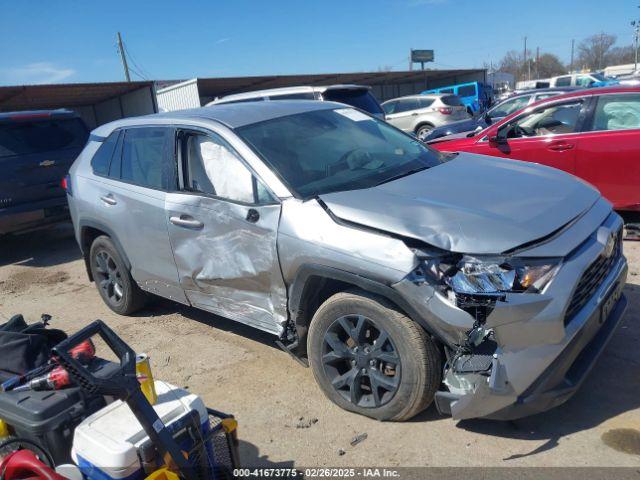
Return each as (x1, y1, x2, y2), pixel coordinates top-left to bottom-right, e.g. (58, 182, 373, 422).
(0, 360, 117, 464)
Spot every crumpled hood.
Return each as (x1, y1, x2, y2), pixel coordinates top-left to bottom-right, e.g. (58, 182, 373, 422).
(319, 153, 600, 254)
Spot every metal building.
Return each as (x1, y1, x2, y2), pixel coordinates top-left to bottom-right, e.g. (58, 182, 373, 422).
(0, 81, 158, 129)
(156, 69, 486, 112)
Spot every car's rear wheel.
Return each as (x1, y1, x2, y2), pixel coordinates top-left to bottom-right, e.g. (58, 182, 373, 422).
(89, 235, 146, 315)
(308, 290, 441, 421)
(415, 124, 434, 141)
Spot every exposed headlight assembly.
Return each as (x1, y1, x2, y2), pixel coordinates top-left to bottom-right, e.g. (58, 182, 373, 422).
(447, 256, 561, 295)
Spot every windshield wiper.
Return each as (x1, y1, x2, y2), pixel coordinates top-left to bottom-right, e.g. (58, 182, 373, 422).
(374, 165, 429, 186)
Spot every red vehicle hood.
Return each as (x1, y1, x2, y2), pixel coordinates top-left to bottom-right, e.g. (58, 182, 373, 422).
(429, 134, 480, 151)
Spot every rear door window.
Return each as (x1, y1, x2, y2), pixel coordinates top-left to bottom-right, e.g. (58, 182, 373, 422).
(417, 98, 435, 108)
(590, 94, 640, 131)
(555, 76, 572, 87)
(394, 98, 420, 113)
(119, 127, 172, 190)
(322, 89, 384, 115)
(0, 117, 88, 158)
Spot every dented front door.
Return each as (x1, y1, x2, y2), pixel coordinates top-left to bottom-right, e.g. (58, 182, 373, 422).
(165, 193, 288, 334)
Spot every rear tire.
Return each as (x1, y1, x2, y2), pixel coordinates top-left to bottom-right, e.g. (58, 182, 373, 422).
(415, 124, 434, 141)
(308, 290, 441, 421)
(89, 235, 146, 315)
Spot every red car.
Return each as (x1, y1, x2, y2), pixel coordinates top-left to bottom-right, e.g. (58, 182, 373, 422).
(430, 87, 640, 212)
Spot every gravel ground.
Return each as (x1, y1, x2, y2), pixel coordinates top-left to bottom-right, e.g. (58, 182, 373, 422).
(0, 224, 639, 468)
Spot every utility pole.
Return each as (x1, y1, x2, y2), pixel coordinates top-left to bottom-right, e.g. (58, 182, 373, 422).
(117, 32, 131, 82)
(633, 6, 640, 72)
(570, 39, 575, 73)
(523, 36, 527, 81)
(535, 46, 540, 78)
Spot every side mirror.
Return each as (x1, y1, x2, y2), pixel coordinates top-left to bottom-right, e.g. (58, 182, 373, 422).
(483, 112, 492, 125)
(488, 127, 508, 146)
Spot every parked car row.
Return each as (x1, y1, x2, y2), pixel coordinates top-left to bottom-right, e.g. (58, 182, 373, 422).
(429, 86, 640, 214)
(421, 87, 580, 141)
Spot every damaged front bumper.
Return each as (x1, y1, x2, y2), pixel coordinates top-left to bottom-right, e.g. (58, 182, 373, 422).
(393, 212, 628, 420)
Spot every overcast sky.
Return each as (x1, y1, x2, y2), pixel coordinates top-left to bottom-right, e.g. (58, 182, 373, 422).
(0, 0, 636, 86)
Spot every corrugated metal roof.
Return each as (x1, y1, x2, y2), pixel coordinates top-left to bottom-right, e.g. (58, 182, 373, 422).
(195, 69, 484, 98)
(0, 81, 154, 111)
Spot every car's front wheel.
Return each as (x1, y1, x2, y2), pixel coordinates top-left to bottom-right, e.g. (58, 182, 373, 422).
(89, 235, 146, 315)
(308, 290, 441, 421)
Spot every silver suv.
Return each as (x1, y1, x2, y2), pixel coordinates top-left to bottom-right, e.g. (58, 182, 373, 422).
(382, 94, 469, 140)
(67, 101, 627, 421)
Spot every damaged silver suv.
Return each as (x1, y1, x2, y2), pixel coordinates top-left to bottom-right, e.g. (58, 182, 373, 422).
(67, 101, 628, 421)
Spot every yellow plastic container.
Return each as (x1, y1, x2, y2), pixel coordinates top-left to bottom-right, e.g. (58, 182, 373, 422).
(145, 468, 179, 480)
(0, 418, 10, 438)
(135, 353, 157, 405)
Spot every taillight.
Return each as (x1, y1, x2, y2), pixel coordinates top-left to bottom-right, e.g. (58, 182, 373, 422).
(61, 175, 72, 196)
(438, 107, 453, 115)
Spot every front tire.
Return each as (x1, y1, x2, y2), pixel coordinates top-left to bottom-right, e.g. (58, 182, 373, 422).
(89, 235, 146, 315)
(308, 290, 441, 421)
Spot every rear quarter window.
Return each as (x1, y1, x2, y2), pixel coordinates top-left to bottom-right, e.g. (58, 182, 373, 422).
(441, 95, 464, 107)
(91, 131, 121, 176)
(0, 117, 88, 158)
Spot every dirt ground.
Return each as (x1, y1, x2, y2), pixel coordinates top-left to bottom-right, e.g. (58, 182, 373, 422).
(1, 224, 639, 468)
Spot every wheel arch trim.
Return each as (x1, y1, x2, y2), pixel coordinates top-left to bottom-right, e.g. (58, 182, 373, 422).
(288, 264, 436, 339)
(78, 219, 132, 280)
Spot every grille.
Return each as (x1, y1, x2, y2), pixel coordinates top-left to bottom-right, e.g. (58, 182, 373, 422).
(564, 229, 622, 326)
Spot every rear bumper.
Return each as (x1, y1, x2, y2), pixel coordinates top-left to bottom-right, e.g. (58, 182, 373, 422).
(0, 197, 69, 235)
(434, 261, 628, 420)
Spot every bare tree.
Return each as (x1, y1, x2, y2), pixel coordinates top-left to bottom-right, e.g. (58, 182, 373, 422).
(534, 53, 567, 78)
(577, 33, 617, 70)
(497, 49, 565, 81)
(606, 45, 636, 66)
(498, 50, 525, 80)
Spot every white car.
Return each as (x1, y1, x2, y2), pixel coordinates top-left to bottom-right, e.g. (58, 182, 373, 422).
(382, 94, 469, 141)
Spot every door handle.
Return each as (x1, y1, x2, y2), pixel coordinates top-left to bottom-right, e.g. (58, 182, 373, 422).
(246, 208, 260, 223)
(100, 194, 117, 206)
(547, 142, 575, 152)
(411, 112, 419, 116)
(170, 215, 204, 229)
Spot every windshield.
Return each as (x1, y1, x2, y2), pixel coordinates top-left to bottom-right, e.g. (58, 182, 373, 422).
(237, 108, 444, 198)
(322, 89, 384, 115)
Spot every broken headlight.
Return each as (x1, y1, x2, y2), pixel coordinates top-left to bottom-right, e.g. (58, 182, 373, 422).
(446, 256, 561, 295)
